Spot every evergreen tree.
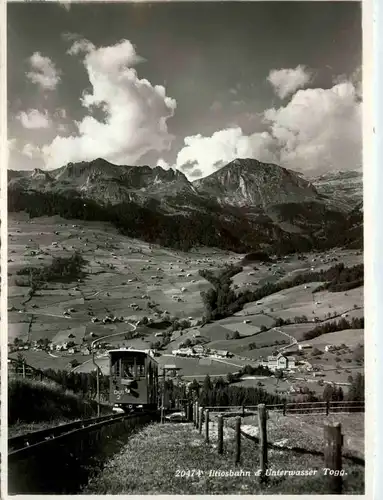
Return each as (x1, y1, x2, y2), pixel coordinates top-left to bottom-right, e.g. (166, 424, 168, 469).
(323, 384, 334, 402)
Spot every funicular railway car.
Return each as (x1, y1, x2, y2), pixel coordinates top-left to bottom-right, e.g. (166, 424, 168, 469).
(109, 348, 159, 412)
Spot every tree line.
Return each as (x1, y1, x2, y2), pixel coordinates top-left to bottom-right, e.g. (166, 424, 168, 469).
(187, 372, 365, 409)
(8, 186, 359, 254)
(303, 316, 364, 341)
(41, 368, 111, 401)
(200, 262, 364, 321)
(16, 251, 87, 291)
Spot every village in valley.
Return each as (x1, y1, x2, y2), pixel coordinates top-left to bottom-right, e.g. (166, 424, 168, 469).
(8, 212, 364, 400)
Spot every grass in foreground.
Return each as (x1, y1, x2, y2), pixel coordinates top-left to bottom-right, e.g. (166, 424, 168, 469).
(224, 411, 364, 461)
(84, 422, 364, 494)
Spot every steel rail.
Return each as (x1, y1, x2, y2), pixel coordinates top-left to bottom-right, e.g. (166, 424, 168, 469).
(8, 412, 151, 459)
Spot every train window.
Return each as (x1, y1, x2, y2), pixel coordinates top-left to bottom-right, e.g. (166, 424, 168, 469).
(111, 354, 146, 378)
(136, 359, 145, 378)
(122, 358, 135, 378)
(111, 359, 121, 377)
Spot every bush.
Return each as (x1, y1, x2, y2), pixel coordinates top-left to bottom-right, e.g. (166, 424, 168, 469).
(16, 252, 87, 291)
(353, 344, 364, 363)
(312, 347, 323, 356)
(8, 378, 104, 425)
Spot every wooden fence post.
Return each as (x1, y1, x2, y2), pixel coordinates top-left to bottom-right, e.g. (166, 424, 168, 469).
(194, 403, 198, 428)
(217, 415, 223, 454)
(242, 405, 245, 417)
(22, 362, 26, 379)
(198, 407, 203, 434)
(323, 423, 343, 494)
(283, 402, 286, 416)
(235, 417, 241, 464)
(326, 400, 330, 416)
(258, 404, 268, 482)
(205, 409, 210, 443)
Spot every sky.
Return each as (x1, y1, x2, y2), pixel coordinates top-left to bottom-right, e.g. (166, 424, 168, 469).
(7, 1, 362, 180)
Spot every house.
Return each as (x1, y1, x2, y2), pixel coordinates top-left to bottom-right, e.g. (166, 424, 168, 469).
(172, 348, 194, 357)
(265, 353, 296, 371)
(298, 343, 312, 350)
(56, 342, 68, 351)
(216, 350, 229, 358)
(192, 345, 205, 354)
(324, 345, 333, 352)
(81, 347, 90, 356)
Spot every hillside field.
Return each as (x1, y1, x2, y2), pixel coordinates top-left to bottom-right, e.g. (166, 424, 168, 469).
(8, 213, 364, 390)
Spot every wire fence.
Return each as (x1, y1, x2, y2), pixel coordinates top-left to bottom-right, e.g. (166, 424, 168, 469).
(204, 400, 365, 416)
(187, 401, 364, 494)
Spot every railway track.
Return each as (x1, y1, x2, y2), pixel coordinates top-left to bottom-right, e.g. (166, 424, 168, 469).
(8, 413, 123, 459)
(8, 411, 157, 494)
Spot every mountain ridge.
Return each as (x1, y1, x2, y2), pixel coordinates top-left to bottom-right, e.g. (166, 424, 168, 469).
(8, 157, 362, 254)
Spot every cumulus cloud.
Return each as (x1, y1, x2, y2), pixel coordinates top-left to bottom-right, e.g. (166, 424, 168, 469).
(156, 158, 172, 170)
(16, 109, 51, 129)
(21, 143, 43, 159)
(333, 66, 362, 100)
(267, 65, 312, 99)
(173, 128, 277, 179)
(26, 52, 61, 90)
(43, 39, 176, 169)
(173, 75, 361, 180)
(8, 138, 17, 151)
(264, 81, 361, 173)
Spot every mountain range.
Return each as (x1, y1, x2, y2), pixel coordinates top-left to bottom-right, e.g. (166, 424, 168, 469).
(8, 158, 363, 254)
(311, 170, 362, 210)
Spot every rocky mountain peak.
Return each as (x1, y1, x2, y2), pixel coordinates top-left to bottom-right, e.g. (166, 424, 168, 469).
(193, 158, 319, 208)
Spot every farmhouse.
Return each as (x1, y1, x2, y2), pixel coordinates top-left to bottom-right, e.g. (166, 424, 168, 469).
(264, 353, 296, 371)
(298, 343, 312, 350)
(172, 348, 194, 357)
(56, 342, 68, 351)
(192, 345, 205, 354)
(216, 349, 229, 358)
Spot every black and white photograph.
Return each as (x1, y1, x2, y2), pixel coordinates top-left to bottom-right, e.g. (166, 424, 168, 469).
(6, 0, 366, 495)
